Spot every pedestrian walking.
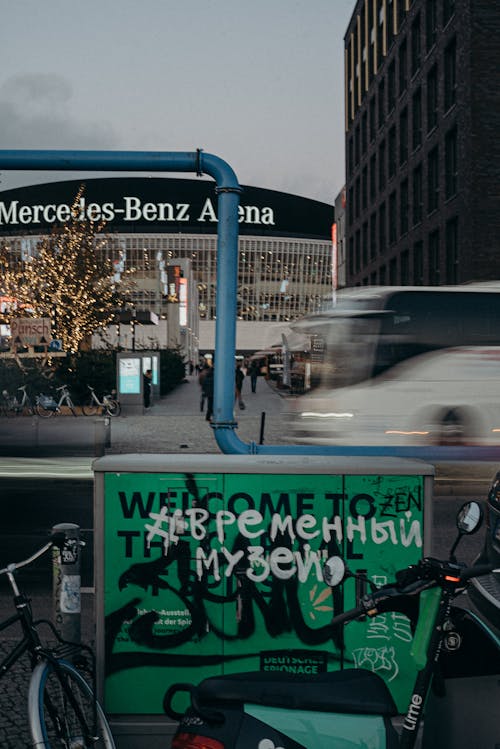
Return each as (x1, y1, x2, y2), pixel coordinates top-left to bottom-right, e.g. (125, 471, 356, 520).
(202, 365, 215, 422)
(143, 368, 152, 409)
(198, 360, 212, 412)
(235, 362, 245, 410)
(249, 359, 259, 393)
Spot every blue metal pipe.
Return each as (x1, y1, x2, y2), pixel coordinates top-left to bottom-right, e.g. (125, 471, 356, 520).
(0, 147, 250, 452)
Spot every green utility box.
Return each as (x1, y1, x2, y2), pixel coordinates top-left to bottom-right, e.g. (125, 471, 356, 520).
(93, 454, 434, 748)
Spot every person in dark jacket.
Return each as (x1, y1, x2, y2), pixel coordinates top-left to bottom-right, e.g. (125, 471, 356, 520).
(249, 359, 259, 393)
(235, 363, 245, 410)
(143, 369, 152, 408)
(198, 362, 211, 412)
(202, 365, 215, 422)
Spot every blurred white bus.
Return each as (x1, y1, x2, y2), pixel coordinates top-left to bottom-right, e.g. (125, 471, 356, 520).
(287, 284, 500, 447)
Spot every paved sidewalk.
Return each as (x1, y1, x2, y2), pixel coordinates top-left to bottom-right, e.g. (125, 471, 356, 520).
(108, 374, 290, 454)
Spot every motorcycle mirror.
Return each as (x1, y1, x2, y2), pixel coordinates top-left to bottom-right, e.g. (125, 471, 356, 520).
(456, 500, 483, 535)
(323, 556, 347, 587)
(449, 501, 483, 560)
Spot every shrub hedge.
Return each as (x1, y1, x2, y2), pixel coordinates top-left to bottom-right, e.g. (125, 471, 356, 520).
(0, 348, 186, 404)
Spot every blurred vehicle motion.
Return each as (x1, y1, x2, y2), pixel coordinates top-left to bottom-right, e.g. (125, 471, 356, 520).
(286, 284, 500, 447)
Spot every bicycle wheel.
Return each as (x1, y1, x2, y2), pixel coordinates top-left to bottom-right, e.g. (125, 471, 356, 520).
(82, 397, 99, 416)
(105, 399, 121, 417)
(28, 659, 115, 748)
(36, 402, 56, 418)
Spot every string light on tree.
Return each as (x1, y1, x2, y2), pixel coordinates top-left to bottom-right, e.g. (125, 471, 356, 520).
(0, 186, 132, 353)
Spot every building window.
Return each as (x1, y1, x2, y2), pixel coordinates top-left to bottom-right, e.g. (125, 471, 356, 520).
(379, 139, 386, 190)
(443, 0, 455, 26)
(387, 0, 395, 49)
(355, 176, 361, 218)
(397, 0, 406, 31)
(348, 137, 354, 173)
(444, 37, 457, 111)
(413, 240, 424, 284)
(369, 0, 375, 82)
(399, 107, 408, 164)
(361, 112, 368, 155)
(445, 217, 458, 283)
(369, 96, 376, 141)
(401, 248, 409, 284)
(427, 64, 438, 132)
(411, 13, 421, 76)
(427, 146, 439, 213)
(379, 201, 387, 252)
(348, 186, 354, 223)
(425, 0, 437, 52)
(445, 126, 458, 199)
(412, 164, 423, 225)
(379, 264, 387, 284)
(370, 211, 377, 258)
(412, 87, 422, 149)
(428, 229, 440, 284)
(362, 166, 368, 210)
(349, 236, 355, 276)
(370, 153, 377, 200)
(377, 2, 385, 68)
(355, 124, 360, 165)
(399, 39, 407, 95)
(400, 178, 409, 236)
(389, 191, 397, 244)
(390, 257, 398, 284)
(362, 222, 368, 266)
(378, 78, 385, 128)
(388, 60, 396, 111)
(388, 126, 397, 178)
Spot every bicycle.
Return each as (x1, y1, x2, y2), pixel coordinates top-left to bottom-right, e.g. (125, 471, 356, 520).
(81, 386, 121, 417)
(0, 531, 115, 747)
(1, 385, 35, 417)
(36, 385, 78, 418)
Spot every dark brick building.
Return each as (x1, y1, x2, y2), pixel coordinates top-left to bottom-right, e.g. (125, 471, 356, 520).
(344, 0, 499, 287)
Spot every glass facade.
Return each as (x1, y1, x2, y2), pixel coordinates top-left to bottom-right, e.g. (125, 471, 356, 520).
(2, 231, 333, 324)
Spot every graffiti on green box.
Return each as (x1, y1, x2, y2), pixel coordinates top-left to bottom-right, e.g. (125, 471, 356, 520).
(103, 472, 424, 713)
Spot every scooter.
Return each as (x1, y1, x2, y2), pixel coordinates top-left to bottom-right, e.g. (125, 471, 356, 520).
(164, 501, 500, 748)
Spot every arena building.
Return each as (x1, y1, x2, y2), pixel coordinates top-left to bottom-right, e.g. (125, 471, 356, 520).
(0, 177, 334, 358)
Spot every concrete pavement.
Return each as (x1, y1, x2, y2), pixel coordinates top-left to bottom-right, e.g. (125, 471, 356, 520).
(108, 373, 289, 454)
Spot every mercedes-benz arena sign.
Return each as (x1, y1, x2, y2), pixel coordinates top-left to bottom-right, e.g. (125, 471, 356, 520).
(0, 177, 333, 239)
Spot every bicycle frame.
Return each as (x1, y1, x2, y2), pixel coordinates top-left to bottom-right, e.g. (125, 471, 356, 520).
(1, 385, 33, 415)
(0, 540, 103, 746)
(56, 385, 74, 408)
(0, 542, 53, 676)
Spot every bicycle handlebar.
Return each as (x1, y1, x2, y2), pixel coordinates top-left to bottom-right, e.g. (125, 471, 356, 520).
(330, 559, 498, 625)
(331, 604, 367, 626)
(458, 562, 497, 581)
(0, 531, 76, 577)
(0, 541, 53, 576)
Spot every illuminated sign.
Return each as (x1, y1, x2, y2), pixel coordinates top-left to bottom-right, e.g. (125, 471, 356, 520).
(0, 178, 333, 239)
